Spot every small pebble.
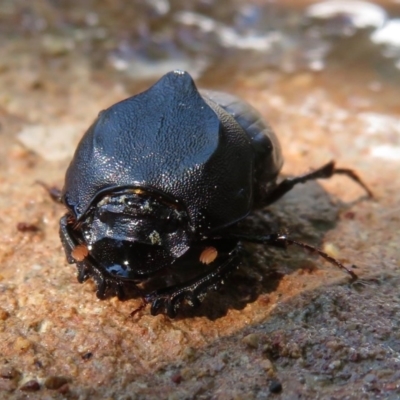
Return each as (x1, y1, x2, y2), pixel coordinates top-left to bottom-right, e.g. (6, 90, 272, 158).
(182, 346, 197, 362)
(326, 340, 342, 350)
(17, 222, 40, 232)
(364, 373, 377, 383)
(242, 333, 260, 349)
(269, 380, 282, 394)
(328, 360, 342, 370)
(323, 243, 340, 258)
(0, 378, 18, 391)
(20, 380, 40, 392)
(260, 359, 273, 372)
(58, 383, 70, 394)
(0, 366, 21, 380)
(44, 376, 69, 390)
(171, 373, 182, 384)
(82, 352, 93, 360)
(13, 337, 32, 353)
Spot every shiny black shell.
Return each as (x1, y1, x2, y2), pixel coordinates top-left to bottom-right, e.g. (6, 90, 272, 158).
(62, 71, 283, 233)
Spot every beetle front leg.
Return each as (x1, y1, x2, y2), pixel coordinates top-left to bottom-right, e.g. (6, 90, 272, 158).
(59, 215, 130, 300)
(144, 250, 242, 318)
(262, 161, 372, 206)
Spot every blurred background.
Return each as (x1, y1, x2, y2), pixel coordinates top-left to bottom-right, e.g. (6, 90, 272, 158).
(1, 0, 399, 163)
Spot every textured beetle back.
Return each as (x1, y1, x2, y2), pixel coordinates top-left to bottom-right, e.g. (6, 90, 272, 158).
(201, 90, 283, 206)
(62, 71, 255, 233)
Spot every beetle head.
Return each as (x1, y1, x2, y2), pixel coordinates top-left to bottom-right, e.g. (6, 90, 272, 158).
(79, 189, 192, 280)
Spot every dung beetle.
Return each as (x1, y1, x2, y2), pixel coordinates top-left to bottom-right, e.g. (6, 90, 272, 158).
(55, 70, 372, 317)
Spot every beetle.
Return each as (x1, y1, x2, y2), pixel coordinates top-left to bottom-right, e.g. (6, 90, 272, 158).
(55, 70, 372, 317)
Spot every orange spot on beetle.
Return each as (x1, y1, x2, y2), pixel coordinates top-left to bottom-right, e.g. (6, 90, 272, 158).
(71, 244, 89, 262)
(199, 247, 218, 265)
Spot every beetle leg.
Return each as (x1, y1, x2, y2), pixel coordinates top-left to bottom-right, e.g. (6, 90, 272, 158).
(263, 161, 373, 206)
(94, 274, 107, 299)
(77, 264, 90, 283)
(60, 214, 131, 300)
(145, 249, 241, 317)
(231, 232, 357, 280)
(59, 215, 80, 264)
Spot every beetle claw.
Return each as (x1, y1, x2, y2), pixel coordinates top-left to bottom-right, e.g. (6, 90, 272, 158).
(146, 289, 184, 317)
(149, 297, 163, 316)
(95, 278, 107, 299)
(76, 264, 90, 283)
(115, 283, 126, 301)
(166, 300, 178, 318)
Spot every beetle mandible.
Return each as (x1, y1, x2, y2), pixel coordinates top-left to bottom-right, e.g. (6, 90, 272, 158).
(54, 70, 372, 317)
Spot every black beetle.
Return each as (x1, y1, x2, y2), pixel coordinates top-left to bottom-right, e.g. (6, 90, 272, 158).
(55, 70, 372, 317)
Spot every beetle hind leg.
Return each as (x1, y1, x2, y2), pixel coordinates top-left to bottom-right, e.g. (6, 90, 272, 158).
(231, 232, 358, 280)
(145, 249, 242, 318)
(263, 160, 373, 206)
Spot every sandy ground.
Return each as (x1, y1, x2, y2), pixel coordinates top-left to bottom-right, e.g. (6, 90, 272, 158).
(1, 1, 400, 399)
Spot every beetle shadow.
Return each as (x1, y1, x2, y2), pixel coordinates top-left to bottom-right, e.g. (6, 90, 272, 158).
(118, 275, 395, 400)
(171, 180, 368, 321)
